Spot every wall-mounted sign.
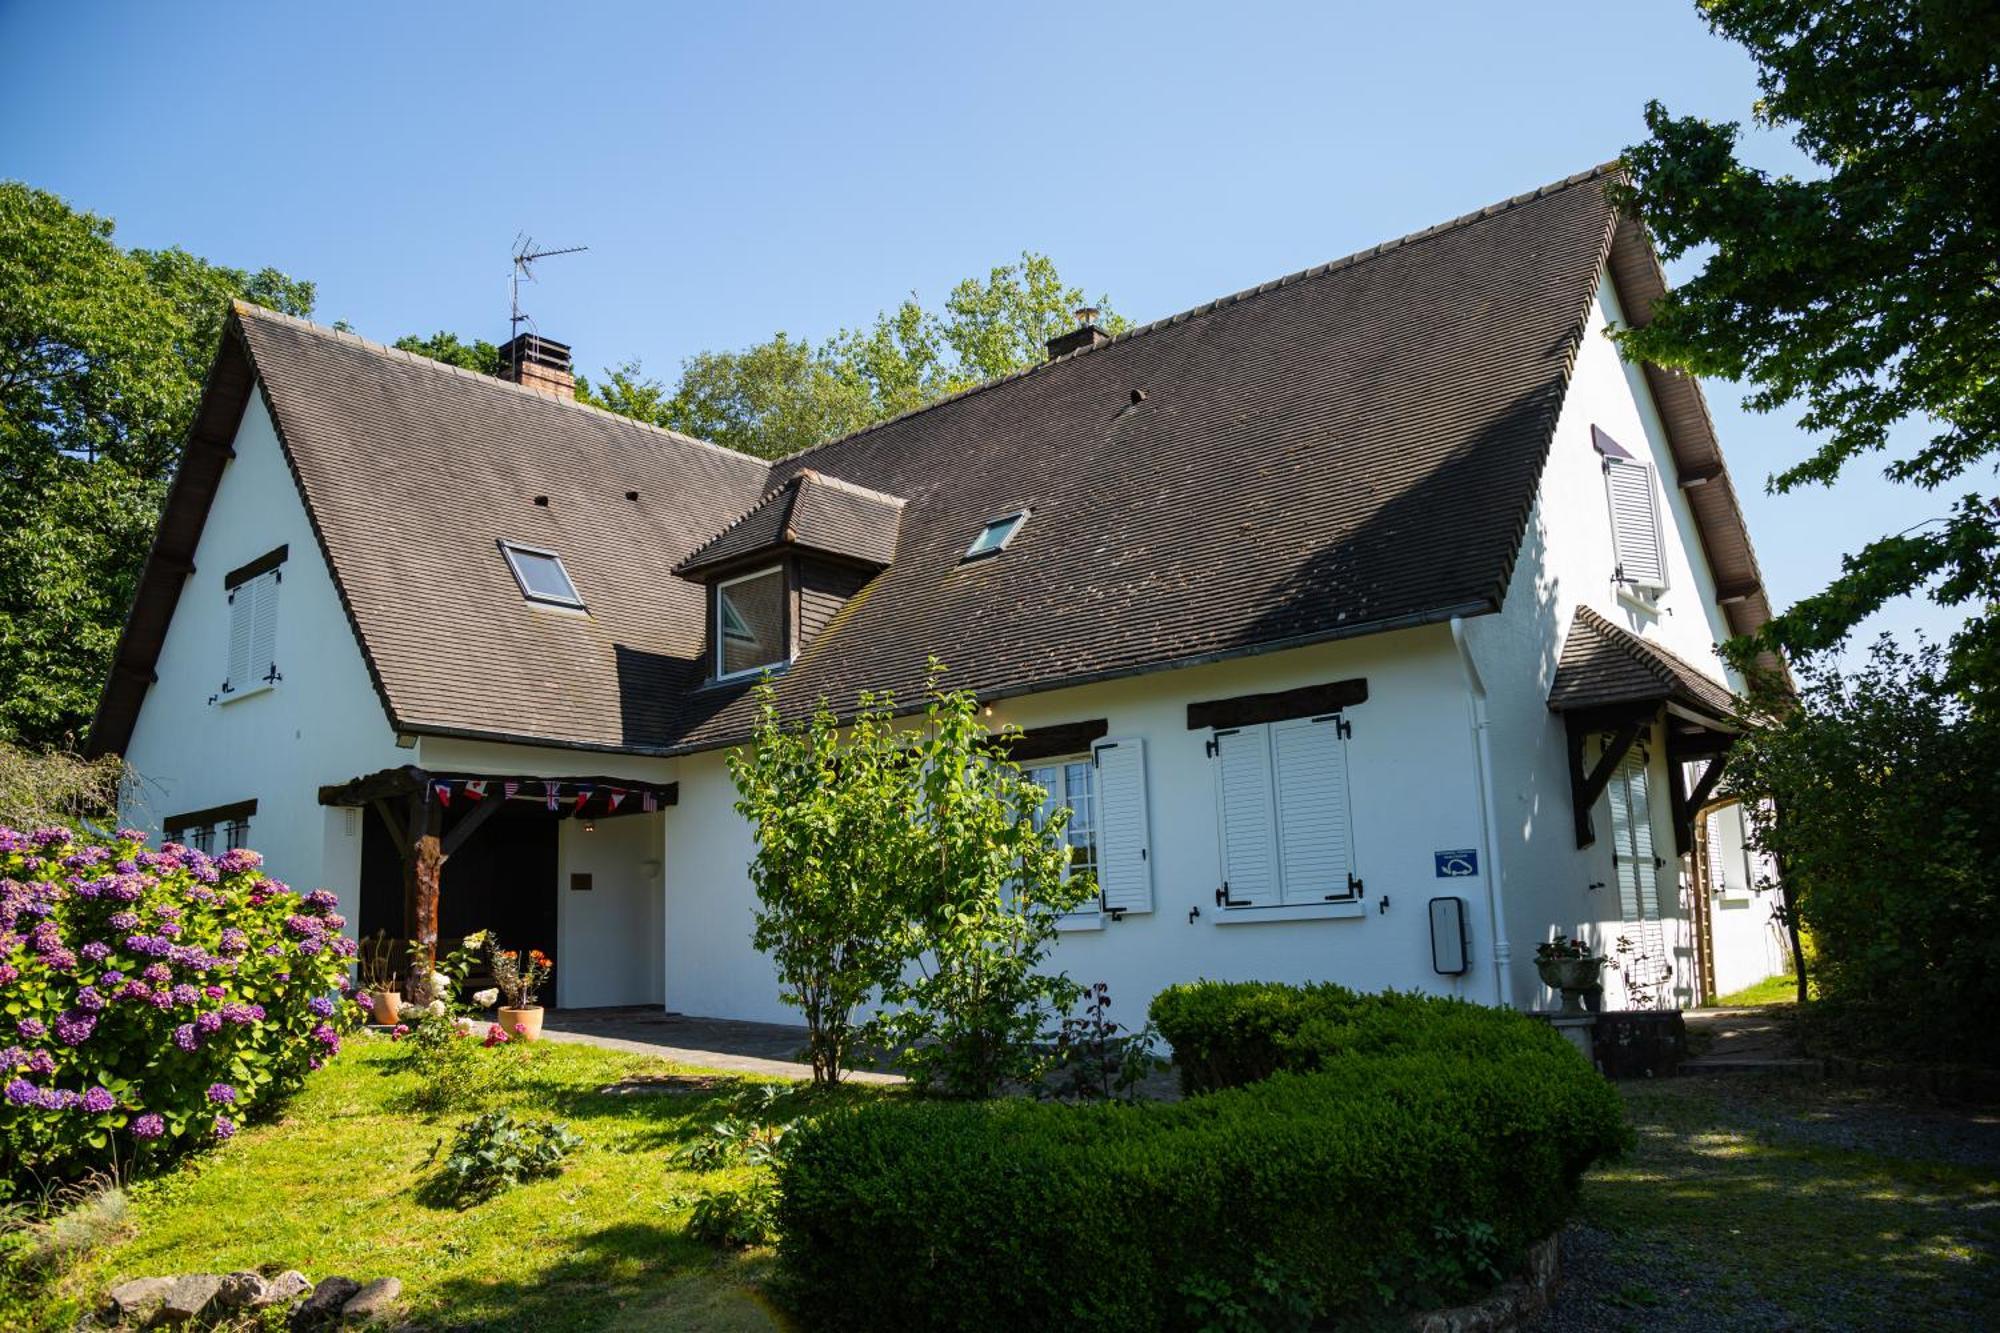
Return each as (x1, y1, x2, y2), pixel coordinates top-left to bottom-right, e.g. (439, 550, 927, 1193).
(1433, 849, 1478, 878)
(570, 872, 593, 892)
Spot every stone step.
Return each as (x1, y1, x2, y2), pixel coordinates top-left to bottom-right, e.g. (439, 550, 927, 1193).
(1680, 1057, 1824, 1077)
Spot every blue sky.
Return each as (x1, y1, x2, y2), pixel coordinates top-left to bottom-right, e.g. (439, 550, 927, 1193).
(0, 1, 1967, 654)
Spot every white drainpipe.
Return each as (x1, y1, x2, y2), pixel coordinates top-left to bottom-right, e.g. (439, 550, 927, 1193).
(1451, 617, 1513, 1008)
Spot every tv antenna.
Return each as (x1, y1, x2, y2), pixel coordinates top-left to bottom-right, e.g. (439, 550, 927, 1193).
(508, 234, 588, 341)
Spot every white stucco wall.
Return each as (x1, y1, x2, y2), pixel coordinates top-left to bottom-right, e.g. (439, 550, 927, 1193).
(556, 811, 666, 1009)
(1703, 799, 1792, 998)
(121, 391, 407, 918)
(664, 627, 1499, 1028)
(1464, 268, 1766, 1009)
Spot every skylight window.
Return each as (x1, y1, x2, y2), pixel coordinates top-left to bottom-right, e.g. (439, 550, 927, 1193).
(500, 541, 584, 608)
(963, 509, 1030, 562)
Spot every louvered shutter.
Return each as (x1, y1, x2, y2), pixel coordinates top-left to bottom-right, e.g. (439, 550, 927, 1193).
(226, 581, 254, 693)
(1212, 727, 1279, 907)
(1271, 716, 1355, 903)
(1609, 750, 1669, 984)
(249, 571, 279, 685)
(1704, 808, 1736, 897)
(1092, 738, 1153, 915)
(1604, 457, 1667, 591)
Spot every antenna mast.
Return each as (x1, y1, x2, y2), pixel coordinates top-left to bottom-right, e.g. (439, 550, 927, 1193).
(508, 234, 588, 361)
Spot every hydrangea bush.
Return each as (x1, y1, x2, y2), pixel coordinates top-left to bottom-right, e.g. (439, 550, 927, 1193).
(1, 825, 363, 1187)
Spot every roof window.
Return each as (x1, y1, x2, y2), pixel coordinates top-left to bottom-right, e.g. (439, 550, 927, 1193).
(963, 510, 1030, 562)
(500, 540, 584, 608)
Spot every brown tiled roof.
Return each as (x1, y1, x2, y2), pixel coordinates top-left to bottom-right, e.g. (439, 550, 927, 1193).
(1547, 606, 1741, 720)
(90, 164, 1775, 760)
(674, 470, 904, 578)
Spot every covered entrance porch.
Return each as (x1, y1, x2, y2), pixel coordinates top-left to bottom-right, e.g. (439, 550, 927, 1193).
(318, 765, 676, 1010)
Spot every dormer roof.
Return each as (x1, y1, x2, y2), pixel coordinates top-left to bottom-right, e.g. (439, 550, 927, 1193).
(673, 470, 905, 580)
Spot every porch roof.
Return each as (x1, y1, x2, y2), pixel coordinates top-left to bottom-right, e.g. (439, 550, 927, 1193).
(317, 764, 677, 818)
(1547, 607, 1742, 726)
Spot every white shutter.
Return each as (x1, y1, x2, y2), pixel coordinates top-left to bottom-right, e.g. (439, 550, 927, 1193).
(249, 571, 279, 685)
(1212, 727, 1279, 907)
(1092, 738, 1153, 915)
(1604, 457, 1667, 591)
(1609, 750, 1669, 984)
(1271, 715, 1355, 903)
(1704, 808, 1736, 897)
(226, 581, 254, 692)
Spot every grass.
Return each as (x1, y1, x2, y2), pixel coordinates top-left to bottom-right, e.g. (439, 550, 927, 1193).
(1711, 973, 1803, 1007)
(1541, 1075, 2000, 1330)
(9, 1036, 887, 1332)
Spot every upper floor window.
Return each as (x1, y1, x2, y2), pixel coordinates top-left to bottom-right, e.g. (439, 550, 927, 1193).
(1596, 427, 1668, 597)
(500, 540, 585, 608)
(962, 509, 1030, 562)
(717, 566, 786, 678)
(222, 547, 285, 700)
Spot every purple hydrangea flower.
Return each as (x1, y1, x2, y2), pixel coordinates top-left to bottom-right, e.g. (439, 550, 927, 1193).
(218, 928, 249, 954)
(82, 1086, 115, 1113)
(108, 911, 138, 931)
(203, 985, 225, 1000)
(16, 1017, 45, 1040)
(80, 940, 111, 962)
(143, 963, 172, 984)
(212, 1115, 236, 1139)
(194, 1011, 222, 1035)
(132, 1112, 165, 1139)
(53, 1010, 96, 1045)
(308, 995, 335, 1018)
(100, 969, 123, 986)
(173, 1024, 200, 1052)
(4, 1078, 36, 1106)
(312, 1023, 339, 1051)
(170, 984, 199, 1006)
(206, 1082, 236, 1105)
(75, 985, 105, 1013)
(304, 889, 339, 912)
(26, 1050, 54, 1075)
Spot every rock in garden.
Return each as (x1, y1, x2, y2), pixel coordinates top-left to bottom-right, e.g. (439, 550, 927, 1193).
(292, 1275, 361, 1325)
(156, 1272, 224, 1324)
(105, 1276, 173, 1323)
(341, 1277, 403, 1322)
(215, 1270, 268, 1310)
(251, 1270, 313, 1310)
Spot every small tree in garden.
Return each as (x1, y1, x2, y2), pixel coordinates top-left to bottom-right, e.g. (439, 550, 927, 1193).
(875, 669, 1095, 1098)
(729, 685, 924, 1086)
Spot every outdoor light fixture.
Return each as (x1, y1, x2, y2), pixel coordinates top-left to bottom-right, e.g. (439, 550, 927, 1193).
(581, 819, 596, 834)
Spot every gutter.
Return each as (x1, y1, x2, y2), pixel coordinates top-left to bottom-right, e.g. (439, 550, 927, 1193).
(1450, 616, 1514, 1008)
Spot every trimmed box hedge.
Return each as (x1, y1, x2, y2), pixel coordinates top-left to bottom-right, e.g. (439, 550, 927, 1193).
(776, 984, 1626, 1331)
(1149, 978, 1554, 1094)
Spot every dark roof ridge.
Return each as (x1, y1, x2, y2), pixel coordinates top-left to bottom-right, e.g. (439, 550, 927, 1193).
(793, 468, 907, 507)
(227, 301, 770, 470)
(765, 161, 1627, 471)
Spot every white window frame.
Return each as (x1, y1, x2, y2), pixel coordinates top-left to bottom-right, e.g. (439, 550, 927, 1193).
(714, 564, 788, 680)
(1211, 714, 1363, 924)
(961, 509, 1030, 563)
(1025, 754, 1103, 930)
(499, 540, 586, 609)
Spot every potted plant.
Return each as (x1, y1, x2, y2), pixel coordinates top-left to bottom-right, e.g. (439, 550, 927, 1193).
(358, 929, 402, 1025)
(1535, 935, 1605, 1015)
(489, 939, 552, 1042)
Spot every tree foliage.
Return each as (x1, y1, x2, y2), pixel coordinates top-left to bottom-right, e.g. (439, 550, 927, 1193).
(1611, 0, 2000, 688)
(1726, 637, 2000, 1065)
(728, 667, 1094, 1093)
(0, 181, 313, 748)
(404, 251, 1125, 459)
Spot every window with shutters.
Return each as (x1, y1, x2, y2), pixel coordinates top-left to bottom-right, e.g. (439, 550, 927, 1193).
(1603, 454, 1668, 597)
(1027, 736, 1153, 924)
(221, 556, 283, 701)
(166, 800, 256, 854)
(1212, 715, 1357, 916)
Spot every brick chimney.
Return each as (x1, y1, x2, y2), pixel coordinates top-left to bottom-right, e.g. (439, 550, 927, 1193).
(1045, 306, 1110, 361)
(501, 332, 575, 400)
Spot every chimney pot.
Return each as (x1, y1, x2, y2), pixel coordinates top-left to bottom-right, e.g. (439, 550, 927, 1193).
(1045, 309, 1111, 362)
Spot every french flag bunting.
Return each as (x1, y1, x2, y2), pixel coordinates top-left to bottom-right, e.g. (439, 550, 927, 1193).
(574, 784, 593, 813)
(434, 782, 452, 807)
(608, 789, 626, 811)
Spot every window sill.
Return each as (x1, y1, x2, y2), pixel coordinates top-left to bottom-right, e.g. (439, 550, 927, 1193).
(1055, 914, 1105, 933)
(1213, 900, 1366, 925)
(1616, 586, 1665, 616)
(218, 682, 273, 706)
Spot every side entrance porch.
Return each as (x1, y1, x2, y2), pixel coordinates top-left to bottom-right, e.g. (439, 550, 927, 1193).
(318, 765, 672, 1011)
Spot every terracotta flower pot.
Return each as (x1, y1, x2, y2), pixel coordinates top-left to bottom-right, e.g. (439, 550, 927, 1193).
(499, 1005, 544, 1042)
(1535, 957, 1605, 1015)
(369, 990, 402, 1026)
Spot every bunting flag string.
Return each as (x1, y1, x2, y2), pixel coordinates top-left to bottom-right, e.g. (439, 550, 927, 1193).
(414, 776, 667, 816)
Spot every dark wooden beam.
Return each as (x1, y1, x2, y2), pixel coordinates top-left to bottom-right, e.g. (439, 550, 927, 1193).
(987, 719, 1109, 764)
(163, 798, 258, 836)
(319, 764, 430, 807)
(1187, 677, 1368, 732)
(369, 797, 410, 858)
(1570, 716, 1644, 848)
(441, 793, 505, 857)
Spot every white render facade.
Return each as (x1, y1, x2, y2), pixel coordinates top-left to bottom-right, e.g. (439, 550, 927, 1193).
(114, 254, 1788, 1026)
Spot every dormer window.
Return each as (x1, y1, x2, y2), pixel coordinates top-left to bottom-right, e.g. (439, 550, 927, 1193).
(716, 566, 787, 678)
(500, 540, 584, 608)
(963, 509, 1030, 562)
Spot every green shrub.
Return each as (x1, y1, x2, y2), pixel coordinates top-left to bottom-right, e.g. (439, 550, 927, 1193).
(421, 1111, 580, 1207)
(688, 1180, 781, 1248)
(777, 990, 1626, 1331)
(1148, 979, 1558, 1095)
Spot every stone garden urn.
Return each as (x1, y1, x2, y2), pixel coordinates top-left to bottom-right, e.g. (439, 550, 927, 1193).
(1535, 956, 1605, 1015)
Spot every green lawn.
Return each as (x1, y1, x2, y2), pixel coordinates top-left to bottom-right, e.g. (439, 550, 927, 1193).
(1711, 973, 1803, 1007)
(15, 1037, 878, 1332)
(1538, 1075, 2000, 1330)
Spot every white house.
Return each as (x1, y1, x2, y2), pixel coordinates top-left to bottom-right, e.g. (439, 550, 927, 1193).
(89, 165, 1791, 1023)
